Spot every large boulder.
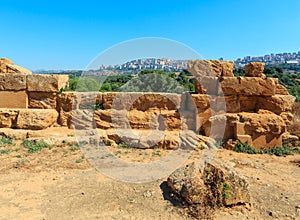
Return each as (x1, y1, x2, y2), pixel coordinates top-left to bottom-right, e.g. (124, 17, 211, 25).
(0, 58, 32, 74)
(167, 161, 250, 219)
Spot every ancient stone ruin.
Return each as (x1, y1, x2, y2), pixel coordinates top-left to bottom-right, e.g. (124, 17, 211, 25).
(188, 60, 296, 148)
(0, 58, 297, 150)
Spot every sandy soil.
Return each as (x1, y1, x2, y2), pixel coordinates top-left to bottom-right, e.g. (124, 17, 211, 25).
(0, 140, 300, 220)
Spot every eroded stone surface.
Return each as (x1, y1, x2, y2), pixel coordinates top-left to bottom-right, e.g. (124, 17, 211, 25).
(17, 109, 58, 130)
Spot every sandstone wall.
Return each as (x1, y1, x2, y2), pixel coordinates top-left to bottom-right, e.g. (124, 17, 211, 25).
(188, 60, 296, 148)
(0, 60, 296, 149)
(0, 73, 68, 130)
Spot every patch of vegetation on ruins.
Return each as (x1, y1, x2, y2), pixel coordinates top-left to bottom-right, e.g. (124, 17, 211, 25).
(234, 141, 300, 156)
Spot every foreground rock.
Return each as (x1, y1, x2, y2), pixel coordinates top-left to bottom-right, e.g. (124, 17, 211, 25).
(167, 160, 250, 219)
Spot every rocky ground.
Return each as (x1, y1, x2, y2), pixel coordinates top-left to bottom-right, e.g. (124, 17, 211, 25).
(0, 137, 299, 220)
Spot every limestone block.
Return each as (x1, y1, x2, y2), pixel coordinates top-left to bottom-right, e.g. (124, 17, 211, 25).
(267, 78, 289, 95)
(27, 74, 69, 92)
(239, 96, 257, 112)
(196, 108, 214, 131)
(0, 58, 32, 75)
(0, 109, 19, 128)
(188, 60, 234, 78)
(78, 92, 102, 109)
(190, 94, 210, 111)
(239, 77, 275, 96)
(256, 95, 295, 115)
(234, 122, 245, 136)
(219, 77, 240, 95)
(236, 135, 252, 145)
(102, 92, 181, 111)
(0, 91, 28, 108)
(239, 112, 286, 135)
(195, 77, 220, 95)
(203, 113, 239, 140)
(0, 74, 26, 91)
(17, 109, 58, 130)
(211, 95, 240, 113)
(244, 62, 265, 77)
(221, 61, 235, 77)
(251, 134, 283, 149)
(188, 60, 220, 77)
(93, 110, 112, 129)
(132, 93, 180, 111)
(58, 110, 72, 127)
(28, 92, 57, 109)
(57, 92, 76, 111)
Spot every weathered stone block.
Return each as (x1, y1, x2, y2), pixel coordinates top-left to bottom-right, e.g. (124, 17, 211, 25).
(251, 134, 283, 149)
(102, 92, 180, 111)
(28, 92, 57, 109)
(188, 60, 220, 77)
(57, 92, 76, 111)
(239, 112, 286, 135)
(211, 95, 240, 113)
(0, 74, 26, 91)
(268, 78, 289, 95)
(78, 92, 102, 109)
(196, 108, 214, 131)
(0, 58, 32, 75)
(195, 77, 220, 95)
(17, 109, 58, 130)
(256, 95, 295, 115)
(234, 122, 245, 136)
(190, 94, 210, 111)
(221, 61, 235, 77)
(132, 93, 180, 111)
(167, 161, 250, 217)
(93, 109, 112, 129)
(188, 60, 234, 78)
(239, 96, 257, 112)
(0, 91, 28, 108)
(244, 62, 265, 77)
(27, 74, 69, 92)
(0, 109, 19, 128)
(239, 77, 275, 96)
(203, 113, 239, 140)
(236, 134, 252, 145)
(219, 77, 240, 95)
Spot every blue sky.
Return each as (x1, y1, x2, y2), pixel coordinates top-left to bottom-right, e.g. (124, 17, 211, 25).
(1, 0, 300, 70)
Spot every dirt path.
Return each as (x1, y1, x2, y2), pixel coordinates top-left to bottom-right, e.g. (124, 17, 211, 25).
(0, 142, 300, 219)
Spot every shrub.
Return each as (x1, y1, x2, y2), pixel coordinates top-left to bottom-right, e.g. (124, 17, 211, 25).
(234, 141, 300, 156)
(22, 140, 50, 153)
(262, 146, 293, 156)
(233, 142, 259, 154)
(0, 136, 15, 147)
